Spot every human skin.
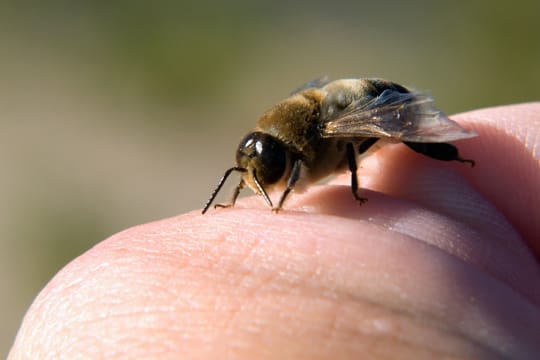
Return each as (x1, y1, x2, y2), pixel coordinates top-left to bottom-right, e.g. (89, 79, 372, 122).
(9, 103, 540, 359)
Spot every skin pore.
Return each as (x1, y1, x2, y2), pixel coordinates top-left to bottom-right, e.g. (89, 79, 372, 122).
(9, 103, 540, 359)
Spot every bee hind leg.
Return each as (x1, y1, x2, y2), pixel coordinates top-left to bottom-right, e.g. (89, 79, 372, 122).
(346, 142, 368, 204)
(403, 142, 475, 167)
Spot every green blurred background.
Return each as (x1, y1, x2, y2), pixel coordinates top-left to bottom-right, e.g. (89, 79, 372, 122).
(1, 0, 539, 354)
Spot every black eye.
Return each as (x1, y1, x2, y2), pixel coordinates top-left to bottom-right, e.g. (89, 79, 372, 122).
(237, 132, 287, 185)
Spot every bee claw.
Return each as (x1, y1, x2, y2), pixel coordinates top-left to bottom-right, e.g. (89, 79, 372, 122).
(214, 203, 232, 209)
(353, 195, 368, 205)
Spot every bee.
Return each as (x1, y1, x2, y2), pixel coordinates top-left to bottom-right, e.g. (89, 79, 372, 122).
(202, 78, 476, 214)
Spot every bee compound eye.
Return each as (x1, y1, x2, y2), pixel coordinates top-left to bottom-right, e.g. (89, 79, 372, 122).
(237, 132, 287, 185)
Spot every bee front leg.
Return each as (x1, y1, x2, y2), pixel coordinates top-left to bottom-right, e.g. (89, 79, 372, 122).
(274, 159, 302, 213)
(403, 142, 475, 167)
(214, 180, 244, 210)
(202, 166, 247, 214)
(346, 142, 368, 204)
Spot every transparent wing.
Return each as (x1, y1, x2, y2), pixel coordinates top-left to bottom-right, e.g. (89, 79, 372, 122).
(289, 76, 330, 95)
(322, 89, 477, 142)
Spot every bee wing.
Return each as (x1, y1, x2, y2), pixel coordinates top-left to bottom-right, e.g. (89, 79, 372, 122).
(322, 90, 477, 142)
(289, 76, 330, 95)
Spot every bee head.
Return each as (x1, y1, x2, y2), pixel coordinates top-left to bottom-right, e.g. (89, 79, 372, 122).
(236, 132, 290, 190)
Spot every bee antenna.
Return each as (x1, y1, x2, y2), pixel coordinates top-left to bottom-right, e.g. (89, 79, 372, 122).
(202, 167, 246, 214)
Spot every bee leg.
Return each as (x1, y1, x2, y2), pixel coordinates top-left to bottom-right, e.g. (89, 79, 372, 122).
(274, 159, 302, 213)
(403, 142, 475, 167)
(202, 166, 247, 214)
(346, 142, 368, 204)
(214, 180, 244, 210)
(251, 169, 274, 209)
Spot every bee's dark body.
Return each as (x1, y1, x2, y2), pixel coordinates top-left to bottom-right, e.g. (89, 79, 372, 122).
(203, 78, 476, 213)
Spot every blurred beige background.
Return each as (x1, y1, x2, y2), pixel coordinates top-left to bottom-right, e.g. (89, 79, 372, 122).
(1, 0, 539, 355)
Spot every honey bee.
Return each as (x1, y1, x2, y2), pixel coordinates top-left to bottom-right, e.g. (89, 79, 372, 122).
(202, 78, 476, 214)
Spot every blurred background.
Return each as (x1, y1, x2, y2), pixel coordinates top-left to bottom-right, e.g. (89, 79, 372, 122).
(1, 0, 539, 354)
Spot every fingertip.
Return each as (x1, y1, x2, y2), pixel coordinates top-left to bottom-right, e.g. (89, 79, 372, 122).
(450, 103, 540, 257)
